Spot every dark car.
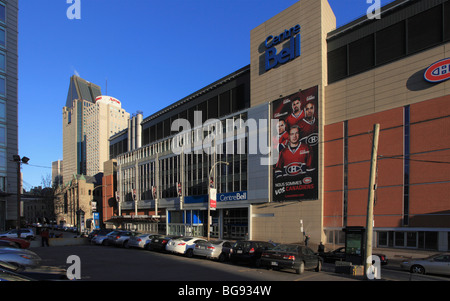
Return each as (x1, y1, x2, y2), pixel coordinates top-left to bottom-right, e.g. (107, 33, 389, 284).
(319, 247, 388, 265)
(229, 240, 276, 267)
(260, 244, 322, 274)
(147, 235, 183, 252)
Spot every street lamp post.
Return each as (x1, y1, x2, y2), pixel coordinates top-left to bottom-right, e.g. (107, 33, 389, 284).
(12, 155, 29, 237)
(208, 161, 229, 241)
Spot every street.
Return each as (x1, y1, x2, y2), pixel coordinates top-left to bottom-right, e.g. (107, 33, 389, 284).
(27, 244, 450, 282)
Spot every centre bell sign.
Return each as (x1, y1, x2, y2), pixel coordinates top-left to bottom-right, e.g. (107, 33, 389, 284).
(264, 24, 301, 72)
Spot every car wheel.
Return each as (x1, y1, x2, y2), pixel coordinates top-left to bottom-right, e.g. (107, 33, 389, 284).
(315, 260, 322, 272)
(123, 240, 129, 248)
(295, 261, 305, 275)
(218, 253, 226, 262)
(186, 249, 194, 258)
(411, 265, 425, 274)
(255, 258, 262, 268)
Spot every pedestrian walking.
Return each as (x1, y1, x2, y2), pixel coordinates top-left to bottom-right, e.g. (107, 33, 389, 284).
(318, 241, 325, 253)
(41, 228, 50, 247)
(304, 235, 310, 246)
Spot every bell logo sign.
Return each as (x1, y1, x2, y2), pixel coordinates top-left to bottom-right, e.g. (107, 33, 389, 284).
(264, 25, 301, 72)
(424, 58, 450, 83)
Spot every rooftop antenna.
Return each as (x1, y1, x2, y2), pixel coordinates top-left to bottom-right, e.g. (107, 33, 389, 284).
(106, 78, 108, 95)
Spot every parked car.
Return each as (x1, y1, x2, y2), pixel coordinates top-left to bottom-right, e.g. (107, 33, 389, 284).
(0, 247, 41, 270)
(193, 240, 233, 262)
(230, 240, 276, 266)
(128, 233, 162, 249)
(319, 247, 388, 265)
(91, 231, 115, 245)
(106, 230, 141, 248)
(0, 228, 35, 240)
(0, 238, 30, 249)
(400, 253, 450, 276)
(166, 237, 207, 257)
(260, 243, 322, 274)
(147, 235, 183, 252)
(0, 240, 18, 248)
(88, 229, 112, 242)
(0, 261, 36, 281)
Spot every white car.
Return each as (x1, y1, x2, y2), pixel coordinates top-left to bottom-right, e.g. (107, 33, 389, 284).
(0, 229, 35, 240)
(165, 237, 207, 257)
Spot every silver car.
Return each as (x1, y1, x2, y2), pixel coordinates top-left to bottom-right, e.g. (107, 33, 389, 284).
(106, 230, 141, 248)
(91, 231, 115, 245)
(0, 228, 35, 240)
(0, 247, 41, 270)
(400, 253, 450, 276)
(193, 240, 233, 262)
(128, 233, 162, 249)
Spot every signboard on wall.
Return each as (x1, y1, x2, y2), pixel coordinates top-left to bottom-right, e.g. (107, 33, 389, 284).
(271, 86, 319, 201)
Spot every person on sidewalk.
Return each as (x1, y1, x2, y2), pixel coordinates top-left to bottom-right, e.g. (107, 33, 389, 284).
(40, 228, 50, 247)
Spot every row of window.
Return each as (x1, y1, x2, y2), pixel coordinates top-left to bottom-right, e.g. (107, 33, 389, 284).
(325, 229, 446, 251)
(142, 84, 248, 146)
(120, 139, 249, 202)
(0, 2, 7, 191)
(328, 3, 450, 83)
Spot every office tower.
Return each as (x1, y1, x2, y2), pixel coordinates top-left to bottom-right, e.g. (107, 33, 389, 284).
(0, 0, 18, 230)
(51, 160, 63, 187)
(84, 95, 130, 176)
(62, 75, 130, 182)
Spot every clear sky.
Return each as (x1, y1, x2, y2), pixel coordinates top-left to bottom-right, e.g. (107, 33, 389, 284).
(18, 0, 395, 189)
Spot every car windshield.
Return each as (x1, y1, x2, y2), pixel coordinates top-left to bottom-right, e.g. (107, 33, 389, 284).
(272, 244, 299, 253)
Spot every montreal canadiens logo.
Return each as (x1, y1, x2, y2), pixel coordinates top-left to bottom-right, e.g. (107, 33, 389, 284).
(285, 162, 305, 176)
(307, 133, 319, 146)
(424, 58, 450, 83)
(303, 177, 312, 184)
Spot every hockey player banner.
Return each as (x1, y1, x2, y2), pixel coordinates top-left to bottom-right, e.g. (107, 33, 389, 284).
(272, 86, 319, 201)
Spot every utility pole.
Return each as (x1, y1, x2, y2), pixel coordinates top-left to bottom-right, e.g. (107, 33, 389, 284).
(364, 124, 380, 280)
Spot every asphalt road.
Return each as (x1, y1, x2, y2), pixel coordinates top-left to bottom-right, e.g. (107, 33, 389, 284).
(29, 244, 360, 282)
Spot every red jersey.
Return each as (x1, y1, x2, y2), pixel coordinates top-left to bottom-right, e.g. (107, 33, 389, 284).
(275, 142, 314, 178)
(285, 111, 305, 129)
(278, 131, 289, 149)
(298, 118, 317, 137)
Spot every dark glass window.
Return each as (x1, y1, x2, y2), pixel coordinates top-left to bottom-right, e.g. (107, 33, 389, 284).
(376, 21, 406, 65)
(327, 46, 347, 83)
(207, 96, 218, 119)
(163, 118, 170, 138)
(219, 90, 231, 117)
(197, 101, 207, 123)
(0, 4, 5, 23)
(444, 2, 450, 41)
(0, 28, 5, 48)
(408, 6, 443, 53)
(403, 105, 410, 226)
(142, 127, 149, 145)
(349, 35, 374, 75)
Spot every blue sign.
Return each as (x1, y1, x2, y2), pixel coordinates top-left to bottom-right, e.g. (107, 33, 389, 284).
(264, 25, 301, 72)
(217, 191, 248, 202)
(184, 195, 208, 204)
(93, 212, 100, 229)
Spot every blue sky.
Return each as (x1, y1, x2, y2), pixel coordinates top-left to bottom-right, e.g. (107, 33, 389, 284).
(18, 0, 395, 189)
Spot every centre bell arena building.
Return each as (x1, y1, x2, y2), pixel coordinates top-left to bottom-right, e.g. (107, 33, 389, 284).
(105, 0, 450, 251)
